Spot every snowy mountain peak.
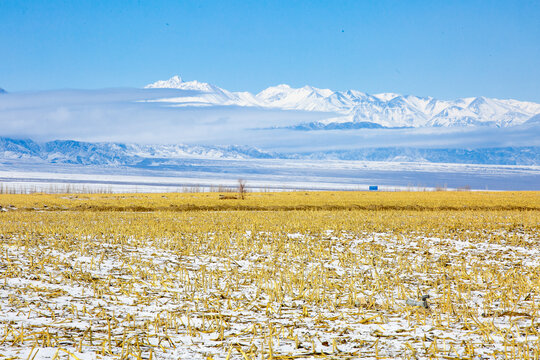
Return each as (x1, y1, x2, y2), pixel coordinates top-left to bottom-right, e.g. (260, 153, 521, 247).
(170, 75, 182, 83)
(373, 93, 400, 102)
(145, 75, 228, 94)
(145, 75, 184, 89)
(273, 84, 292, 90)
(255, 84, 291, 97)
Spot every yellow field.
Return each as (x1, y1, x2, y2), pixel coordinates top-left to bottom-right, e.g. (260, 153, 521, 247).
(0, 191, 539, 359)
(1, 191, 538, 211)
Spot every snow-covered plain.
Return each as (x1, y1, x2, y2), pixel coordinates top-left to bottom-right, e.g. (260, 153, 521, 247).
(1, 229, 538, 359)
(1, 157, 539, 193)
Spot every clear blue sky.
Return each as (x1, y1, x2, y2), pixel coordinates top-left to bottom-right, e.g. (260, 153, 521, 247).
(1, 0, 539, 101)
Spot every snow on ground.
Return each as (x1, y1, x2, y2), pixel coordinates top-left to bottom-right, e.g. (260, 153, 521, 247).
(0, 229, 538, 359)
(1, 158, 539, 192)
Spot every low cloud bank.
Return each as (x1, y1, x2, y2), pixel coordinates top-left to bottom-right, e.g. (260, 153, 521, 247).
(1, 88, 538, 153)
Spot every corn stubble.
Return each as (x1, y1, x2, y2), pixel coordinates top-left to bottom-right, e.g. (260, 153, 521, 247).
(0, 191, 539, 359)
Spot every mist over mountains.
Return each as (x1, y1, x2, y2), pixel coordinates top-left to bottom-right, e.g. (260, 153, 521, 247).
(1, 75, 539, 170)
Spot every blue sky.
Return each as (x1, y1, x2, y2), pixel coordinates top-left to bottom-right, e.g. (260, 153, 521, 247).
(1, 0, 539, 101)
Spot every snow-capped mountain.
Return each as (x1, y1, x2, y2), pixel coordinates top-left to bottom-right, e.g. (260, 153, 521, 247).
(145, 75, 259, 107)
(0, 138, 274, 166)
(145, 76, 540, 128)
(1, 137, 539, 166)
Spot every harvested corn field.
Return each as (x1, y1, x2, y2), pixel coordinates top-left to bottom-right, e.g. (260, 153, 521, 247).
(0, 191, 539, 359)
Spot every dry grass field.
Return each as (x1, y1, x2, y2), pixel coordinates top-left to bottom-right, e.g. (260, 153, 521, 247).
(0, 191, 539, 359)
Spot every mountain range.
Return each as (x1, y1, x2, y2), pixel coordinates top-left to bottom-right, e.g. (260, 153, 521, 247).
(145, 76, 540, 128)
(1, 77, 539, 169)
(2, 137, 539, 166)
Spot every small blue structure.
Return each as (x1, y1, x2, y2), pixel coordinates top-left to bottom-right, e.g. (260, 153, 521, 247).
(369, 185, 379, 191)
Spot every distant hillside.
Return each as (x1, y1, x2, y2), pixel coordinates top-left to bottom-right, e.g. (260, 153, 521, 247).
(1, 137, 538, 166)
